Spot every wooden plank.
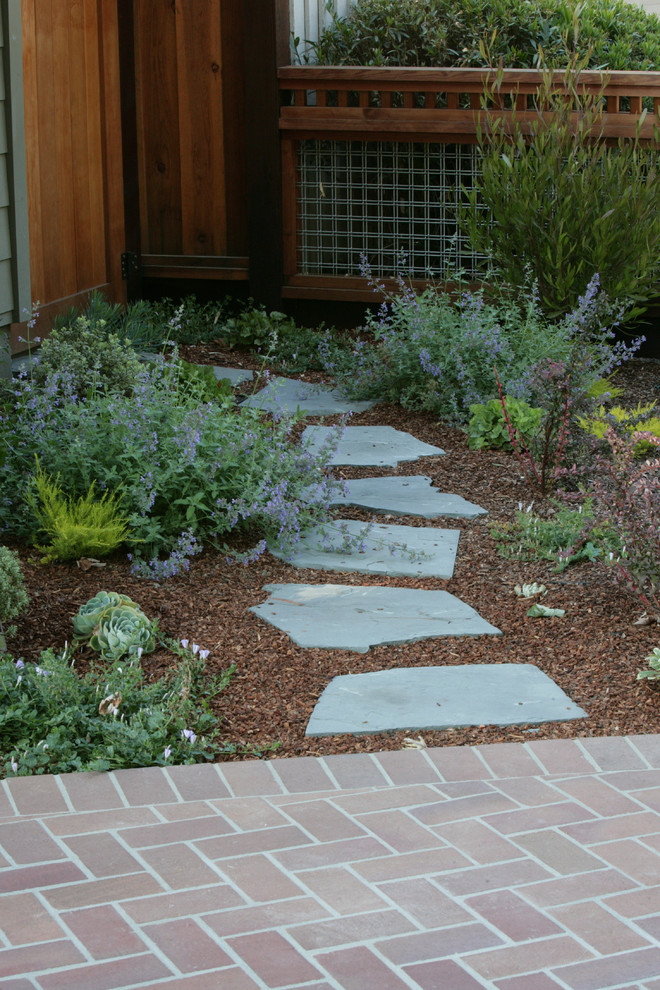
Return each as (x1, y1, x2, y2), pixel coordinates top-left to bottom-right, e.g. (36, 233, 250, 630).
(176, 1, 226, 257)
(243, 0, 283, 308)
(133, 0, 182, 254)
(98, 0, 127, 304)
(68, 0, 98, 292)
(141, 253, 248, 268)
(281, 137, 297, 277)
(279, 64, 660, 90)
(220, 0, 248, 257)
(48, 0, 77, 300)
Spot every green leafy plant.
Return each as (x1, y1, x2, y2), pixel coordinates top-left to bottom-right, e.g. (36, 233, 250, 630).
(468, 395, 543, 450)
(24, 460, 131, 563)
(460, 56, 660, 315)
(0, 547, 29, 654)
(308, 0, 660, 70)
(33, 316, 144, 396)
(219, 307, 298, 353)
(172, 359, 234, 404)
(492, 498, 620, 569)
(0, 639, 244, 775)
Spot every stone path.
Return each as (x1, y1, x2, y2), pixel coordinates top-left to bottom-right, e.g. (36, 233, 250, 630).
(247, 386, 581, 737)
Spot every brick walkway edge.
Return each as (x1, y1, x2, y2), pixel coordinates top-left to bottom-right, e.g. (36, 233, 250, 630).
(2, 735, 660, 989)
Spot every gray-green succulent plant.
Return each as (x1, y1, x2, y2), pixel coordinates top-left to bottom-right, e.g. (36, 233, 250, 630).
(72, 590, 138, 642)
(88, 604, 156, 661)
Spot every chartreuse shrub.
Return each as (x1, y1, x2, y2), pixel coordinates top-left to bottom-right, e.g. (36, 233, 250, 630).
(24, 460, 131, 564)
(468, 396, 542, 450)
(460, 57, 660, 315)
(308, 0, 660, 69)
(0, 548, 28, 655)
(579, 402, 660, 456)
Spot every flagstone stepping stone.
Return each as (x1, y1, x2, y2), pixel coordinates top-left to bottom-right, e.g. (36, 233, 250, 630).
(328, 475, 487, 519)
(305, 664, 587, 736)
(242, 377, 375, 415)
(251, 584, 501, 652)
(270, 521, 459, 578)
(212, 366, 253, 386)
(303, 426, 445, 467)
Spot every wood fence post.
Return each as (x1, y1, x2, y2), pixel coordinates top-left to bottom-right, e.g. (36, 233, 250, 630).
(243, 0, 289, 309)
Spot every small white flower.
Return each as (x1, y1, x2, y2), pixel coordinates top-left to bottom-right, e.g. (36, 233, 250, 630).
(15, 659, 24, 670)
(181, 639, 189, 649)
(164, 746, 172, 759)
(181, 728, 197, 744)
(199, 649, 210, 660)
(191, 643, 199, 655)
(10, 760, 18, 773)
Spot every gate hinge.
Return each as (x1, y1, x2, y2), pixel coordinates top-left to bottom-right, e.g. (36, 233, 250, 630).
(121, 252, 140, 279)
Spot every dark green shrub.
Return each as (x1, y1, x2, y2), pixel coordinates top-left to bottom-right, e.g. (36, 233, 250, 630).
(309, 0, 660, 70)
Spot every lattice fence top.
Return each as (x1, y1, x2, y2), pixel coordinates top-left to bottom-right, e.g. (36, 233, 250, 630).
(280, 66, 660, 141)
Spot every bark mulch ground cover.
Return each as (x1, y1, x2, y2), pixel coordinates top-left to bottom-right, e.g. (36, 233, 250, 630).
(8, 349, 660, 761)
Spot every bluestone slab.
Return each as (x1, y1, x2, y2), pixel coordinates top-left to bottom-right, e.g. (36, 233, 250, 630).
(212, 366, 254, 385)
(251, 584, 501, 653)
(270, 520, 459, 578)
(303, 426, 445, 467)
(242, 377, 375, 415)
(328, 475, 487, 519)
(305, 664, 588, 736)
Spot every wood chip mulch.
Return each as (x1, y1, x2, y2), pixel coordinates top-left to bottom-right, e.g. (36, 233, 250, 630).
(8, 349, 660, 760)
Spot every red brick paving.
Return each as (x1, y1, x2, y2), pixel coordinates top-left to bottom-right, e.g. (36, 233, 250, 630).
(3, 736, 660, 988)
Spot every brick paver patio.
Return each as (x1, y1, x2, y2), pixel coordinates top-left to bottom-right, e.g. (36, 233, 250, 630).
(2, 735, 660, 988)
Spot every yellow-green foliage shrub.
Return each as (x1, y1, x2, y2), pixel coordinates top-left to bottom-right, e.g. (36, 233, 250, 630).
(25, 460, 131, 563)
(579, 402, 660, 456)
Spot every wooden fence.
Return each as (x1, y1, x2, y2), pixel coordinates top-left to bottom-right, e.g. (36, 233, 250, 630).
(279, 65, 660, 300)
(19, 0, 126, 330)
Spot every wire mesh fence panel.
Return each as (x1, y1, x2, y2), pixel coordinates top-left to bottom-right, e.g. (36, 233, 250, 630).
(296, 139, 490, 278)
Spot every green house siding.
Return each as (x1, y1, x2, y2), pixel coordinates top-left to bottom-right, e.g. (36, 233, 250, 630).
(1, 0, 30, 336)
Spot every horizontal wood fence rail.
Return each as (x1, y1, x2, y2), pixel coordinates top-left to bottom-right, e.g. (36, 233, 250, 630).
(279, 66, 660, 140)
(278, 66, 660, 301)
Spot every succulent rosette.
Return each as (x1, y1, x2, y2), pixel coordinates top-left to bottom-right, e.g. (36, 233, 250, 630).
(88, 604, 156, 661)
(72, 591, 138, 642)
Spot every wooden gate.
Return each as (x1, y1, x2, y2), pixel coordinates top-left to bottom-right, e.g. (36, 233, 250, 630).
(20, 0, 126, 327)
(128, 0, 248, 283)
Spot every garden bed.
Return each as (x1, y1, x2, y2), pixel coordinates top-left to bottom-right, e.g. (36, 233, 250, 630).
(7, 347, 660, 762)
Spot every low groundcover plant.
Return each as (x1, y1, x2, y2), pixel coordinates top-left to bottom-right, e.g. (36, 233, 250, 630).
(0, 636, 238, 776)
(1, 341, 344, 578)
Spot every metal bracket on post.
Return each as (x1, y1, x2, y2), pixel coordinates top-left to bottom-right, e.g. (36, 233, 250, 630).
(120, 252, 139, 280)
